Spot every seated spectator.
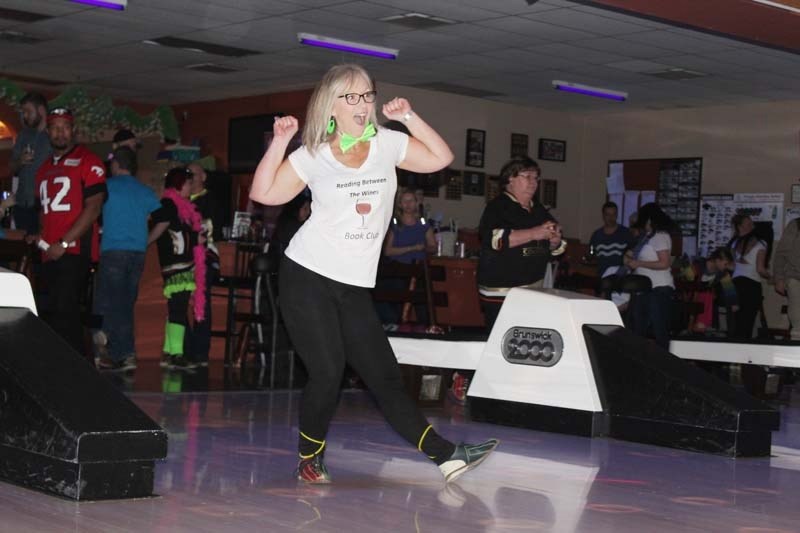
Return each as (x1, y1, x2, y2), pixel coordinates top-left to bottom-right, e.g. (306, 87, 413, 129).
(383, 190, 435, 263)
(376, 190, 435, 325)
(691, 248, 738, 335)
(589, 201, 635, 278)
(623, 203, 674, 349)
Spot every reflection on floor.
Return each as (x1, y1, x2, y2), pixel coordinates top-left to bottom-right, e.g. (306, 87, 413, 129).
(100, 357, 307, 394)
(0, 374, 799, 531)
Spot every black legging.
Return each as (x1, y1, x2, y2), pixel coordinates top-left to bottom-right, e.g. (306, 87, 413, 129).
(733, 277, 762, 339)
(41, 254, 89, 355)
(279, 257, 455, 463)
(167, 290, 191, 326)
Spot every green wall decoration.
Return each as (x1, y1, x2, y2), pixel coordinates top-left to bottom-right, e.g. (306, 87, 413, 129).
(0, 79, 179, 141)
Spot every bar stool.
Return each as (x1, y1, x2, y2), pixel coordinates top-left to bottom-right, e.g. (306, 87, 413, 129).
(234, 253, 295, 388)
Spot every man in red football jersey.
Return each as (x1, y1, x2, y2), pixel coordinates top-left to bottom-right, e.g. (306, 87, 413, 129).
(35, 107, 106, 354)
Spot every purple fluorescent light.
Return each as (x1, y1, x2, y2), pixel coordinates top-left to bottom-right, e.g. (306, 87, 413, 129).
(71, 0, 125, 10)
(555, 84, 626, 101)
(299, 37, 396, 60)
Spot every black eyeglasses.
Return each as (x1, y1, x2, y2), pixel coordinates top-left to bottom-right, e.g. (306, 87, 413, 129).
(516, 171, 541, 182)
(338, 91, 377, 105)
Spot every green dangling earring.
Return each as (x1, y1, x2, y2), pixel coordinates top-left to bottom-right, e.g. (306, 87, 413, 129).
(326, 116, 336, 135)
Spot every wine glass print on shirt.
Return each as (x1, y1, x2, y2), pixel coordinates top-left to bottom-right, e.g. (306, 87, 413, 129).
(355, 198, 372, 229)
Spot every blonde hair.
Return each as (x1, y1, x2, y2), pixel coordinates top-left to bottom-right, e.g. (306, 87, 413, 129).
(302, 63, 378, 153)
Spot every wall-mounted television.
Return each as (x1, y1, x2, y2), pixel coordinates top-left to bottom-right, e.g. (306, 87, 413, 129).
(227, 113, 282, 174)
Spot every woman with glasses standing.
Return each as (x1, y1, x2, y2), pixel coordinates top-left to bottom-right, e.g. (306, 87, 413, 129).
(250, 64, 497, 485)
(477, 156, 564, 331)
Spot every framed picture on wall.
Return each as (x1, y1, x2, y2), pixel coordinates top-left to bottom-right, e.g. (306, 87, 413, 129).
(466, 128, 486, 168)
(792, 184, 800, 204)
(446, 170, 463, 200)
(541, 179, 558, 208)
(511, 133, 529, 157)
(538, 138, 566, 162)
(486, 176, 501, 203)
(463, 171, 485, 196)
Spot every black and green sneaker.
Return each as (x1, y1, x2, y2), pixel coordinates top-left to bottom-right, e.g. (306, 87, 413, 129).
(439, 439, 499, 483)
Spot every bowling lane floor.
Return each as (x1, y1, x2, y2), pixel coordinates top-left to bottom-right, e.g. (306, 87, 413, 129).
(0, 367, 799, 532)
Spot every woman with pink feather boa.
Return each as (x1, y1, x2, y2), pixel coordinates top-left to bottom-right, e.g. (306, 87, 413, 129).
(147, 167, 207, 369)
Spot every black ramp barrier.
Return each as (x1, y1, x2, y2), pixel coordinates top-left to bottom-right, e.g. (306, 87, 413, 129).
(582, 324, 779, 457)
(0, 308, 167, 500)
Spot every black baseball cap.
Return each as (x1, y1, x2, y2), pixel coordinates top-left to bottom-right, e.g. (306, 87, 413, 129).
(113, 129, 142, 150)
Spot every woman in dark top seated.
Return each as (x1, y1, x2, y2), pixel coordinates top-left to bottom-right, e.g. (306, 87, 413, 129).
(383, 189, 435, 263)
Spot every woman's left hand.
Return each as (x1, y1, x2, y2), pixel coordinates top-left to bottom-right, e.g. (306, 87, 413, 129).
(548, 224, 562, 247)
(382, 98, 412, 122)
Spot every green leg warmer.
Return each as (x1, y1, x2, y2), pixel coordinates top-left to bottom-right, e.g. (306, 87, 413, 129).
(164, 322, 186, 356)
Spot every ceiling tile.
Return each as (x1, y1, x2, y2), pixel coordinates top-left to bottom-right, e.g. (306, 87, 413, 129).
(619, 30, 739, 54)
(525, 8, 653, 35)
(425, 23, 525, 47)
(480, 48, 587, 71)
(569, 37, 677, 59)
(476, 16, 597, 42)
(524, 43, 628, 64)
(363, 0, 504, 22)
(605, 59, 673, 73)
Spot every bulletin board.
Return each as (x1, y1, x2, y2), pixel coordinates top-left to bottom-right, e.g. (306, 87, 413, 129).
(607, 157, 703, 238)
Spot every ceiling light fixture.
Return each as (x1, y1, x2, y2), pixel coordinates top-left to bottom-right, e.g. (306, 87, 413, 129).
(750, 0, 800, 14)
(70, 0, 127, 10)
(552, 80, 627, 101)
(297, 33, 398, 60)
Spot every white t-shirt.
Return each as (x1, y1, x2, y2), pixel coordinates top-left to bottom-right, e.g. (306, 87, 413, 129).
(634, 231, 674, 289)
(285, 128, 408, 287)
(733, 238, 766, 282)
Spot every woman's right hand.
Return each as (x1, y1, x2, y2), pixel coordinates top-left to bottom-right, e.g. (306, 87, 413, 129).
(273, 115, 299, 141)
(530, 222, 556, 241)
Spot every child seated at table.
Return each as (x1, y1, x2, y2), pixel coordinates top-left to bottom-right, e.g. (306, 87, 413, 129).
(692, 248, 738, 335)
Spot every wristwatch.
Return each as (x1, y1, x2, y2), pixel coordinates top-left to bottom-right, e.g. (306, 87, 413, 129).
(402, 111, 414, 123)
(59, 239, 70, 249)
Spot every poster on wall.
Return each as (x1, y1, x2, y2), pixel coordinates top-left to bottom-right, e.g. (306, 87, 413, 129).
(657, 159, 702, 237)
(698, 195, 734, 258)
(734, 193, 784, 241)
(786, 207, 800, 225)
(697, 193, 785, 257)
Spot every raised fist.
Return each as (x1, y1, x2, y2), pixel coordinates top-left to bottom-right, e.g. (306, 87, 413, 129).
(273, 115, 299, 140)
(382, 98, 412, 122)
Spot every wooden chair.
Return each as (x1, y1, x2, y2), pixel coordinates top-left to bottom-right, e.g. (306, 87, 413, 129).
(228, 252, 296, 387)
(213, 241, 267, 365)
(372, 257, 446, 329)
(0, 239, 35, 277)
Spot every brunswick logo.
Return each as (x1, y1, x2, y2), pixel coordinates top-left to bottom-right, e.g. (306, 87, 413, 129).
(501, 327, 563, 367)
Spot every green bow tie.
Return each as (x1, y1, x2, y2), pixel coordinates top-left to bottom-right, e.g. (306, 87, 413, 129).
(339, 122, 376, 153)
